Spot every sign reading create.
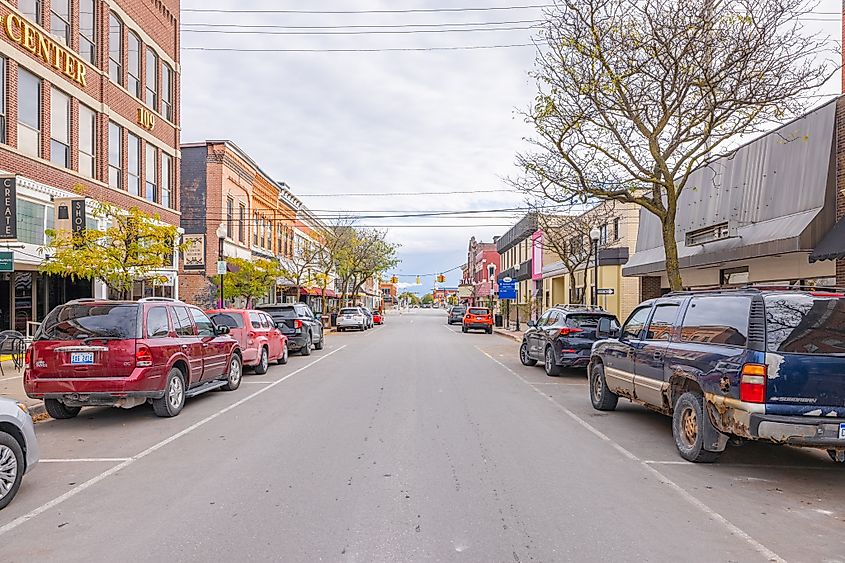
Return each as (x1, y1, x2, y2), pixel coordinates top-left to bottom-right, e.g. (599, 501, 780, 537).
(3, 13, 87, 87)
(183, 234, 205, 269)
(0, 176, 16, 240)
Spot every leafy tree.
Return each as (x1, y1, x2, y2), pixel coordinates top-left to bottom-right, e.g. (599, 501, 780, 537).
(281, 234, 322, 301)
(214, 257, 285, 307)
(398, 291, 420, 306)
(335, 229, 400, 304)
(421, 294, 434, 305)
(41, 201, 183, 299)
(518, 0, 834, 290)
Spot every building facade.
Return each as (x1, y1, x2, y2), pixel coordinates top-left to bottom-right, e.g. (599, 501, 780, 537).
(0, 0, 180, 332)
(496, 214, 538, 308)
(462, 236, 500, 307)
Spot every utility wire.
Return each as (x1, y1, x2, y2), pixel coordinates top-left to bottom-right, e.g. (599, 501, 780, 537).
(296, 189, 518, 197)
(182, 44, 535, 52)
(181, 19, 543, 30)
(181, 25, 536, 36)
(182, 4, 555, 15)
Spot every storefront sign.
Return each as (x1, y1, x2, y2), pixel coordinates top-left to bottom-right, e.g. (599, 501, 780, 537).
(0, 252, 13, 272)
(137, 107, 156, 131)
(183, 234, 205, 269)
(70, 199, 86, 234)
(217, 260, 228, 275)
(3, 13, 87, 87)
(0, 176, 16, 240)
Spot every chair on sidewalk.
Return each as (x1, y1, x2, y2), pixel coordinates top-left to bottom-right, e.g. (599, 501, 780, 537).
(0, 331, 27, 375)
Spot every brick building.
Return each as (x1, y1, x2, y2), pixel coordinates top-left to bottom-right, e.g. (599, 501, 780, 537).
(0, 0, 180, 332)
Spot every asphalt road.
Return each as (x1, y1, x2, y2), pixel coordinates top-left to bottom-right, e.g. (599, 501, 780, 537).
(2, 309, 844, 562)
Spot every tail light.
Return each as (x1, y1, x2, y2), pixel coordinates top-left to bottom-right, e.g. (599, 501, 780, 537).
(136, 345, 153, 368)
(294, 319, 303, 329)
(550, 327, 583, 339)
(740, 363, 767, 403)
(25, 347, 32, 368)
(248, 331, 256, 345)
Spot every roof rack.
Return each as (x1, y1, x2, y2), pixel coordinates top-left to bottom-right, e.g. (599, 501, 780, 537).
(66, 298, 98, 304)
(665, 284, 845, 297)
(552, 304, 606, 311)
(137, 297, 179, 303)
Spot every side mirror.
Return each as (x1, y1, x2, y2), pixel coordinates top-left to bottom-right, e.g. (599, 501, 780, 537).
(215, 325, 231, 336)
(526, 320, 536, 328)
(596, 317, 613, 339)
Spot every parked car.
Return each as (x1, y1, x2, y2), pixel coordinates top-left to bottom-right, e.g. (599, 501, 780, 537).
(258, 303, 324, 355)
(447, 305, 467, 325)
(0, 397, 39, 510)
(337, 307, 368, 331)
(25, 298, 242, 419)
(207, 309, 288, 374)
(361, 308, 375, 329)
(589, 288, 845, 464)
(372, 311, 384, 325)
(521, 306, 620, 376)
(462, 307, 493, 334)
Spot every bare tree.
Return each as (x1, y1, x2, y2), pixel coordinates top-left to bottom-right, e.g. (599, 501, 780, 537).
(518, 0, 835, 290)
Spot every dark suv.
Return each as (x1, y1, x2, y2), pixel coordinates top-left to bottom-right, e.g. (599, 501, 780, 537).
(25, 298, 242, 419)
(257, 303, 324, 355)
(521, 306, 619, 376)
(589, 289, 845, 464)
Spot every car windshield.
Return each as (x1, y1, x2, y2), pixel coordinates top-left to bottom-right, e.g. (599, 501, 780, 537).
(39, 304, 140, 340)
(468, 308, 488, 315)
(765, 294, 845, 354)
(209, 313, 243, 328)
(452, 307, 466, 314)
(340, 308, 360, 315)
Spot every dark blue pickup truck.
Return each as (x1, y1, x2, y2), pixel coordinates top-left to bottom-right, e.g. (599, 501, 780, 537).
(589, 288, 845, 464)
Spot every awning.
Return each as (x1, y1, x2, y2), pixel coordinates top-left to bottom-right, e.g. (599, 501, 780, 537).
(810, 217, 845, 262)
(299, 287, 340, 298)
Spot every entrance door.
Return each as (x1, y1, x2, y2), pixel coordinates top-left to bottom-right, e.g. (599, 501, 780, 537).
(0, 275, 10, 330)
(14, 272, 33, 334)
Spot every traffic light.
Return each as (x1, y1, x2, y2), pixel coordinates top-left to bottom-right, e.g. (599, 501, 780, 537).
(390, 276, 399, 284)
(436, 274, 446, 283)
(416, 276, 421, 285)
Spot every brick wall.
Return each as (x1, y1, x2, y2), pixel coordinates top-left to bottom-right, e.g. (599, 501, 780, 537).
(640, 275, 662, 301)
(836, 97, 845, 286)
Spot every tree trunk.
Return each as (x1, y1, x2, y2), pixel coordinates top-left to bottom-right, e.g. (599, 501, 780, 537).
(661, 205, 683, 292)
(567, 271, 580, 304)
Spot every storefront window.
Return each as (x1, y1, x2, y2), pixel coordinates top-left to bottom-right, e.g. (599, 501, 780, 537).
(127, 133, 140, 196)
(50, 0, 70, 45)
(127, 32, 141, 98)
(146, 47, 158, 108)
(109, 14, 123, 85)
(16, 199, 46, 245)
(14, 272, 33, 334)
(108, 121, 122, 189)
(18, 69, 41, 158)
(161, 153, 172, 208)
(79, 105, 96, 178)
(145, 143, 157, 202)
(79, 0, 96, 64)
(50, 88, 70, 168)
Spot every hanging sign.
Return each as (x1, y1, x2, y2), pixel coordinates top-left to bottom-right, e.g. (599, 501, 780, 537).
(0, 176, 16, 240)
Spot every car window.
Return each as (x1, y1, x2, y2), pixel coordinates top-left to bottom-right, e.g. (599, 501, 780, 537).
(264, 307, 297, 319)
(172, 306, 196, 337)
(536, 310, 553, 327)
(189, 308, 216, 337)
(645, 304, 679, 341)
(210, 312, 243, 328)
(621, 306, 651, 340)
(340, 308, 360, 315)
(146, 307, 170, 339)
(295, 306, 311, 318)
(40, 304, 140, 340)
(564, 314, 605, 328)
(261, 314, 274, 328)
(249, 311, 262, 329)
(680, 296, 749, 346)
(468, 308, 488, 315)
(765, 294, 845, 354)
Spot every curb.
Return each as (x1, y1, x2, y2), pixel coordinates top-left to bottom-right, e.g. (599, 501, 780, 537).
(493, 329, 522, 343)
(28, 401, 47, 422)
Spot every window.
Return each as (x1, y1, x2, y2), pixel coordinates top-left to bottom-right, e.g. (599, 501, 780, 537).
(79, 0, 96, 64)
(127, 134, 140, 195)
(645, 304, 679, 341)
(172, 306, 195, 337)
(253, 212, 259, 245)
(720, 266, 749, 287)
(50, 88, 70, 168)
(239, 204, 246, 242)
(50, 0, 70, 45)
(599, 223, 608, 246)
(161, 63, 173, 120)
(210, 313, 243, 328)
(145, 47, 158, 108)
(226, 197, 234, 238)
(249, 312, 262, 329)
(260, 217, 266, 248)
(765, 294, 845, 354)
(78, 105, 96, 178)
(108, 121, 122, 188)
(145, 144, 157, 202)
(146, 307, 170, 338)
(0, 58, 6, 144)
(108, 14, 123, 85)
(18, 69, 41, 158)
(613, 218, 620, 241)
(20, 0, 41, 24)
(261, 314, 273, 328)
(127, 32, 141, 98)
(621, 306, 651, 340)
(680, 296, 750, 346)
(16, 199, 46, 245)
(189, 308, 215, 337)
(161, 153, 172, 209)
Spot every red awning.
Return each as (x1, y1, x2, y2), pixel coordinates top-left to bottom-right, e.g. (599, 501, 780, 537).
(324, 289, 338, 298)
(299, 287, 339, 298)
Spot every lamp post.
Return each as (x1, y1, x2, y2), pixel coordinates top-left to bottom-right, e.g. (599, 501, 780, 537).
(216, 223, 227, 308)
(589, 227, 601, 307)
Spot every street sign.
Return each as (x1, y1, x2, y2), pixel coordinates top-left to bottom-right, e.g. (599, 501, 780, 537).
(217, 260, 227, 275)
(502, 276, 513, 283)
(0, 252, 12, 272)
(597, 288, 615, 296)
(498, 279, 517, 300)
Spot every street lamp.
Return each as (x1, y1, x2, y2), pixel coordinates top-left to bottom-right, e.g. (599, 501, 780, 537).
(589, 227, 601, 307)
(216, 223, 227, 308)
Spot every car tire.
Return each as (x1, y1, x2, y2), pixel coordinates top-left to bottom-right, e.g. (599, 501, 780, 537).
(277, 344, 289, 365)
(152, 368, 186, 417)
(827, 449, 845, 463)
(254, 347, 269, 375)
(544, 347, 562, 376)
(222, 354, 243, 391)
(315, 333, 324, 350)
(301, 332, 313, 356)
(519, 342, 538, 366)
(0, 431, 24, 510)
(589, 363, 618, 411)
(487, 327, 493, 334)
(44, 398, 81, 419)
(462, 326, 468, 333)
(672, 392, 721, 463)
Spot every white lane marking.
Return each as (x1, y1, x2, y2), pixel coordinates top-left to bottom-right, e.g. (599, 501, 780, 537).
(474, 346, 785, 563)
(243, 381, 274, 384)
(0, 375, 22, 382)
(644, 460, 835, 471)
(39, 458, 131, 463)
(0, 345, 348, 537)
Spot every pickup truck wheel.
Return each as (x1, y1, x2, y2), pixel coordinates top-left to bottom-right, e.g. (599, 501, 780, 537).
(590, 363, 618, 411)
(153, 369, 186, 417)
(519, 342, 537, 366)
(300, 332, 313, 356)
(254, 347, 269, 375)
(672, 392, 721, 463)
(544, 347, 562, 376)
(0, 432, 23, 510)
(222, 354, 243, 391)
(44, 398, 81, 419)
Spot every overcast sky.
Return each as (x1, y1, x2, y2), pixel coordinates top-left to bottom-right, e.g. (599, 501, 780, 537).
(180, 0, 842, 294)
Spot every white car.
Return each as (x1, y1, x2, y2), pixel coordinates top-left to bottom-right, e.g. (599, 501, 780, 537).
(337, 307, 367, 331)
(0, 396, 39, 510)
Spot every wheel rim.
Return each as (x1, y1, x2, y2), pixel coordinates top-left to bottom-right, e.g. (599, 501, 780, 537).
(229, 357, 242, 384)
(520, 344, 528, 363)
(545, 349, 553, 372)
(592, 370, 603, 402)
(680, 406, 698, 447)
(261, 350, 268, 370)
(0, 444, 18, 500)
(168, 376, 183, 409)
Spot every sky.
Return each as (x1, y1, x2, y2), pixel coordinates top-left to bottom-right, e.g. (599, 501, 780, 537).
(180, 0, 842, 295)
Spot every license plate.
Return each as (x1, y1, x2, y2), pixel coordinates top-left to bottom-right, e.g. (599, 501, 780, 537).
(344, 316, 351, 319)
(839, 423, 845, 440)
(71, 352, 95, 365)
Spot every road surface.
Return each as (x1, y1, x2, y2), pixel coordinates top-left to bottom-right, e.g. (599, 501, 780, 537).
(2, 309, 843, 562)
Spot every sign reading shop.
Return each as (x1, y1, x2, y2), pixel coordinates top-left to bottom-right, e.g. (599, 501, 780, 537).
(3, 13, 87, 87)
(0, 176, 17, 241)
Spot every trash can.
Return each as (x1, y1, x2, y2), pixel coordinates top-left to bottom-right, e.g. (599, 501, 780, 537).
(330, 313, 338, 327)
(494, 314, 503, 328)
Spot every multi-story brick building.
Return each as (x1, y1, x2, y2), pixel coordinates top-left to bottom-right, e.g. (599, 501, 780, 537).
(0, 0, 180, 332)
(461, 236, 500, 307)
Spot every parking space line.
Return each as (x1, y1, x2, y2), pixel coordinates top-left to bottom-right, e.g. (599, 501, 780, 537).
(474, 345, 785, 563)
(0, 375, 22, 382)
(40, 458, 131, 463)
(0, 344, 348, 537)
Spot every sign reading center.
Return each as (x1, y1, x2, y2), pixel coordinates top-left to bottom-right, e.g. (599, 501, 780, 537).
(3, 13, 87, 87)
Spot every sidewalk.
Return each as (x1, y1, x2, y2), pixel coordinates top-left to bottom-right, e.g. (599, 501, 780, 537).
(0, 361, 44, 418)
(493, 325, 526, 343)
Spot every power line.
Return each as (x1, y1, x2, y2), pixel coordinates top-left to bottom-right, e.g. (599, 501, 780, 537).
(297, 189, 518, 197)
(181, 19, 543, 30)
(183, 43, 535, 53)
(181, 25, 536, 36)
(182, 4, 554, 15)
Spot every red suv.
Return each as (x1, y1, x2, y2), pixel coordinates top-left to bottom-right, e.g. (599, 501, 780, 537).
(25, 298, 243, 419)
(207, 309, 288, 373)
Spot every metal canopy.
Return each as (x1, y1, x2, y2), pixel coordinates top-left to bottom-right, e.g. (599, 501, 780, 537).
(809, 216, 845, 262)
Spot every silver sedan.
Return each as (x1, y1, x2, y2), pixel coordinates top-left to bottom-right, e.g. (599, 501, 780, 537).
(0, 396, 39, 510)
